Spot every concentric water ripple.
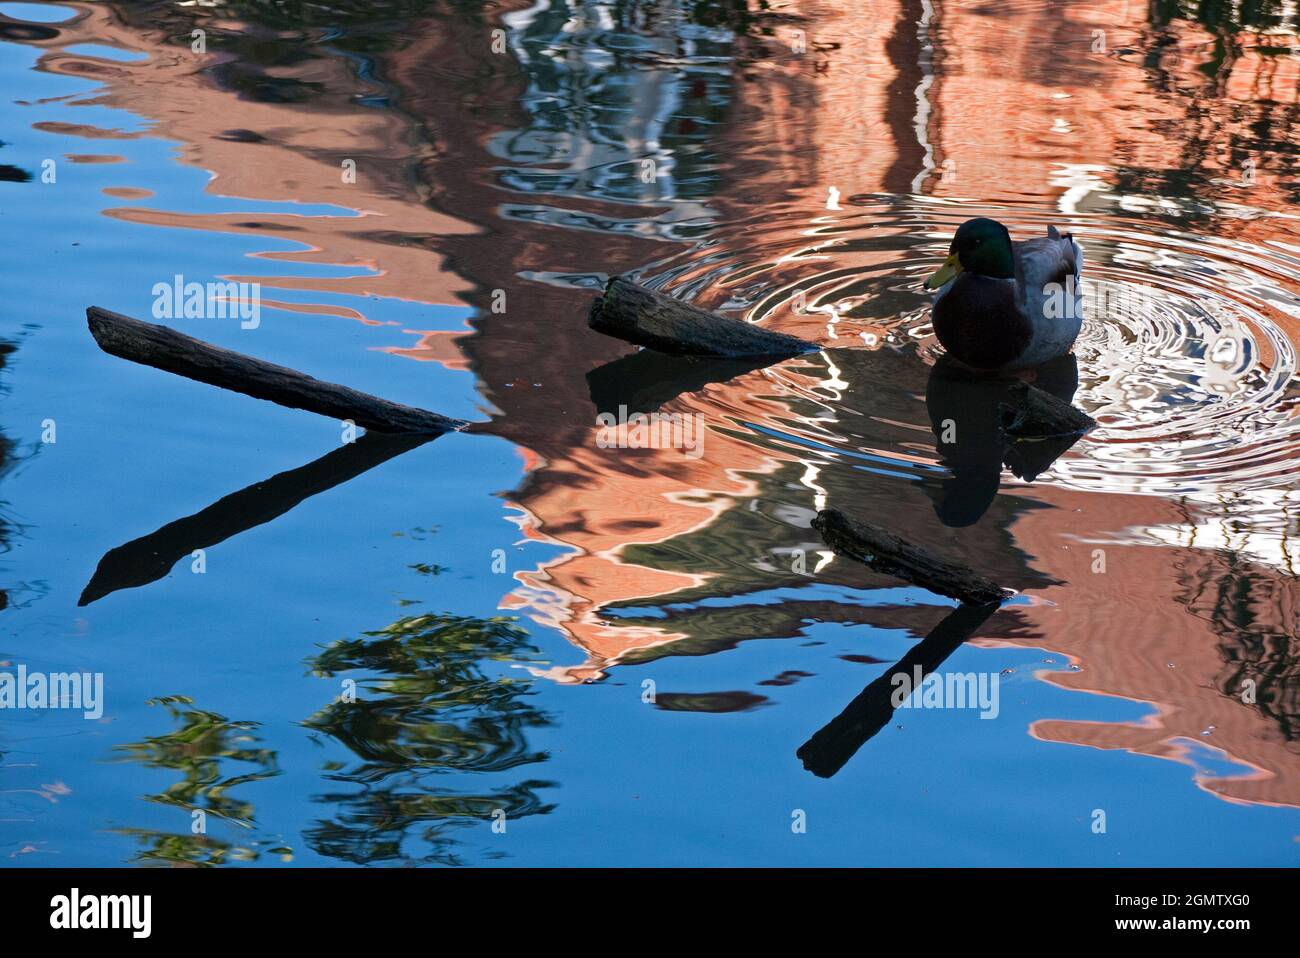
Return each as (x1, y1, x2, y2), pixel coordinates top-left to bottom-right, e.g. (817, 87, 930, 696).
(626, 196, 1300, 499)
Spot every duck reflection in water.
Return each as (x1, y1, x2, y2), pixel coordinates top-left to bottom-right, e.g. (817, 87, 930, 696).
(925, 353, 1083, 527)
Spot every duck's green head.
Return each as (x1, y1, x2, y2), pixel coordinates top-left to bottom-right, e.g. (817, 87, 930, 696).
(924, 217, 1015, 289)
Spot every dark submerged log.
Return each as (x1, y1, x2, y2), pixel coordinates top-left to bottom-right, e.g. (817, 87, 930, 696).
(811, 508, 1012, 606)
(87, 307, 465, 435)
(798, 601, 999, 777)
(79, 432, 431, 606)
(1000, 380, 1095, 439)
(588, 276, 817, 359)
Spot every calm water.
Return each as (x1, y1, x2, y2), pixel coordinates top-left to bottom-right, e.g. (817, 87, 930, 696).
(1, 0, 1298, 866)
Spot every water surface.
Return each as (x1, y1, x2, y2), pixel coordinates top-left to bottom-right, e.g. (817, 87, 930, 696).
(1, 0, 1298, 865)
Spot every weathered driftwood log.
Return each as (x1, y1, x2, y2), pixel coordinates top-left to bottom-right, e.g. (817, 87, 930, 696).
(588, 276, 816, 359)
(1000, 380, 1095, 439)
(87, 307, 466, 435)
(811, 508, 1011, 605)
(79, 432, 430, 605)
(798, 600, 999, 777)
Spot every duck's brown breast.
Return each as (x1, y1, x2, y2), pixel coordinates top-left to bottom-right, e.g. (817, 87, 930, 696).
(932, 274, 1032, 371)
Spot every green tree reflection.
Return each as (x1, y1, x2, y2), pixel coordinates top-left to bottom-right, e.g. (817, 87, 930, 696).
(112, 695, 288, 866)
(303, 612, 555, 865)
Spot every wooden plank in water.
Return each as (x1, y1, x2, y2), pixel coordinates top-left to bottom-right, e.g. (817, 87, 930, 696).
(588, 277, 816, 359)
(812, 508, 1012, 606)
(87, 306, 465, 435)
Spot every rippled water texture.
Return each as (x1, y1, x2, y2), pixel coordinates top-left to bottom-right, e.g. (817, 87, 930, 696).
(647, 199, 1300, 497)
(1, 0, 1298, 865)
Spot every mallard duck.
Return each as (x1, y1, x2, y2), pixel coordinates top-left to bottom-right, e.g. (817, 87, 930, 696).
(923, 218, 1083, 371)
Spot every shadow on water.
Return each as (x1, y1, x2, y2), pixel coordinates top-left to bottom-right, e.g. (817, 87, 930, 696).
(924, 355, 1084, 528)
(587, 348, 779, 416)
(798, 601, 1001, 778)
(79, 432, 434, 606)
(0, 135, 32, 182)
(301, 611, 555, 866)
(585, 347, 1064, 681)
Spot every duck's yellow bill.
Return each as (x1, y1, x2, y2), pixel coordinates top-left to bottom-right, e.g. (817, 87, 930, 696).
(924, 253, 963, 290)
